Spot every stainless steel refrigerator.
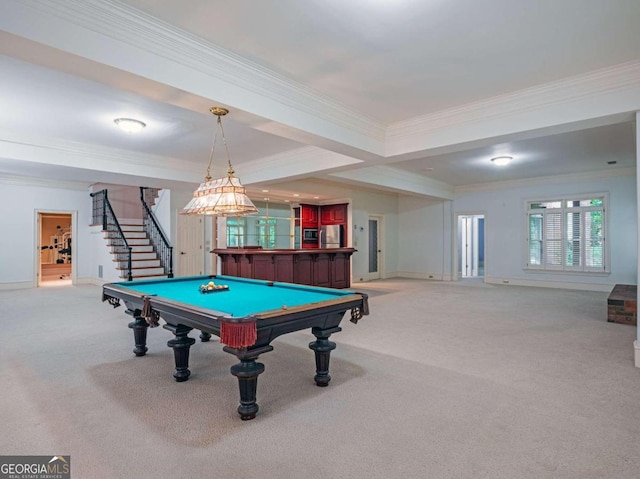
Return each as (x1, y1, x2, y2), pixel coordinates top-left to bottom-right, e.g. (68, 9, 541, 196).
(320, 225, 343, 248)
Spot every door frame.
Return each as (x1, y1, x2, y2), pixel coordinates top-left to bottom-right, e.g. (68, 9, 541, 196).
(453, 211, 487, 282)
(35, 209, 77, 287)
(367, 214, 385, 281)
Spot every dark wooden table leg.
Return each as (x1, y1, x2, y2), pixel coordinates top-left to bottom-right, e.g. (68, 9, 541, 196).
(224, 345, 274, 420)
(200, 331, 212, 342)
(127, 313, 149, 357)
(309, 326, 342, 387)
(164, 324, 196, 382)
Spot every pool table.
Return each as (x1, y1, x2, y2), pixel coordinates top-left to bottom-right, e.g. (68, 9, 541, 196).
(102, 275, 368, 420)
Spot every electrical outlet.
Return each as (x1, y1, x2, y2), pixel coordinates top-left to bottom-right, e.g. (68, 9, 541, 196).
(502, 280, 509, 284)
(428, 275, 434, 279)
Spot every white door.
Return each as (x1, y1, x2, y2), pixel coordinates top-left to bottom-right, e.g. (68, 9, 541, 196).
(177, 213, 205, 277)
(458, 214, 485, 278)
(368, 216, 382, 280)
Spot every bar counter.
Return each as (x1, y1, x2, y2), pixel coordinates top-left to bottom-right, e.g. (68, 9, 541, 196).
(212, 248, 356, 288)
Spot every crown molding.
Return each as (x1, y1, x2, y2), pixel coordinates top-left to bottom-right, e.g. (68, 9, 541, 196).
(454, 167, 637, 195)
(13, 0, 385, 144)
(0, 131, 364, 188)
(238, 146, 363, 184)
(387, 60, 640, 152)
(0, 130, 202, 182)
(331, 166, 455, 200)
(0, 174, 90, 191)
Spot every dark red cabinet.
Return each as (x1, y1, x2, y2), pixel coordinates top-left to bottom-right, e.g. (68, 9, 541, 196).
(301, 204, 318, 227)
(320, 204, 347, 225)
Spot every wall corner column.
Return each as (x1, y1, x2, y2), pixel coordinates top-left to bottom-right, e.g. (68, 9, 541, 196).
(636, 111, 640, 367)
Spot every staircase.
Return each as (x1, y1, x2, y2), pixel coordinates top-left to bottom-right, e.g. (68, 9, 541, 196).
(109, 221, 167, 280)
(91, 186, 171, 282)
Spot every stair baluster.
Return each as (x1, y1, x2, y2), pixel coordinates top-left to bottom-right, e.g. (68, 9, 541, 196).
(140, 187, 174, 278)
(90, 189, 133, 281)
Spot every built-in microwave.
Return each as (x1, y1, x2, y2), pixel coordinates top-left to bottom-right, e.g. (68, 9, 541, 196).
(302, 228, 318, 243)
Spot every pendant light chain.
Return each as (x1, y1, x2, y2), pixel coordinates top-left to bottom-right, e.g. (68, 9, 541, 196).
(181, 106, 259, 216)
(204, 117, 221, 182)
(217, 114, 235, 176)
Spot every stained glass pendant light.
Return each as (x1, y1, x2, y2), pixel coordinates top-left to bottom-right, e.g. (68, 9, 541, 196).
(182, 107, 258, 216)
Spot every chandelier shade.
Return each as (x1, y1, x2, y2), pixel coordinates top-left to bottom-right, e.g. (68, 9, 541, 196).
(182, 107, 259, 216)
(182, 169, 258, 216)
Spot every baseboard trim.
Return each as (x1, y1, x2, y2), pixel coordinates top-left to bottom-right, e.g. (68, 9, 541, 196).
(364, 273, 609, 290)
(485, 276, 613, 292)
(392, 271, 452, 281)
(635, 341, 640, 369)
(77, 277, 107, 286)
(0, 278, 110, 289)
(0, 281, 35, 290)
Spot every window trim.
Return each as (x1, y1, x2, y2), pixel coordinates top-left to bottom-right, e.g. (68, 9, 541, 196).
(226, 217, 247, 248)
(524, 192, 609, 274)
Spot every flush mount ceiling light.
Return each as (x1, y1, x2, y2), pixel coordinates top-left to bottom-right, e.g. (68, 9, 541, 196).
(113, 117, 146, 133)
(182, 107, 258, 217)
(491, 156, 513, 166)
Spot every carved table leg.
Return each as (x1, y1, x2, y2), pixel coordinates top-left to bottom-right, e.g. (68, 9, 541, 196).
(128, 315, 149, 357)
(224, 345, 274, 420)
(309, 326, 342, 387)
(164, 324, 196, 382)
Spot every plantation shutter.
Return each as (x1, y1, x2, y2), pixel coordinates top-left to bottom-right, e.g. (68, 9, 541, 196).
(526, 196, 606, 273)
(544, 212, 562, 268)
(566, 211, 582, 268)
(584, 209, 605, 270)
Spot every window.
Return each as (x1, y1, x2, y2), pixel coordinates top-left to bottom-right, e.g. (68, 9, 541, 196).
(226, 218, 246, 247)
(526, 196, 606, 273)
(256, 218, 276, 249)
(223, 200, 298, 249)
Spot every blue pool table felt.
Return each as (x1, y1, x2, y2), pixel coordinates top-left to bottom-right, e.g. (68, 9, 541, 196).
(117, 276, 359, 318)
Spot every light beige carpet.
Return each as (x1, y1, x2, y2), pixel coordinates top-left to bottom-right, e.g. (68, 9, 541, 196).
(1, 279, 638, 478)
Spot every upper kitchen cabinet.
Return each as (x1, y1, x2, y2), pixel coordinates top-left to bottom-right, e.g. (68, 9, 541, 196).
(320, 204, 347, 225)
(301, 204, 319, 227)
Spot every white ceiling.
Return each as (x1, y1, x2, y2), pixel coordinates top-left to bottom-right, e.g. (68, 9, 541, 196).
(122, 0, 640, 122)
(0, 0, 638, 201)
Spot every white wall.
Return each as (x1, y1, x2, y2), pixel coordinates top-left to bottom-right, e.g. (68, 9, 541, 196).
(334, 189, 398, 281)
(636, 113, 640, 352)
(2, 173, 634, 292)
(153, 188, 172, 237)
(0, 180, 179, 287)
(398, 173, 637, 291)
(0, 179, 93, 287)
(397, 197, 453, 280)
(0, 178, 400, 287)
(89, 225, 121, 283)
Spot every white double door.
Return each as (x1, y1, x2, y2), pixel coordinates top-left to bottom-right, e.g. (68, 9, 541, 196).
(458, 214, 484, 278)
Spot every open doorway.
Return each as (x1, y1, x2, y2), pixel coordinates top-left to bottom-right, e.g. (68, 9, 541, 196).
(457, 214, 485, 279)
(38, 212, 73, 287)
(368, 215, 383, 280)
